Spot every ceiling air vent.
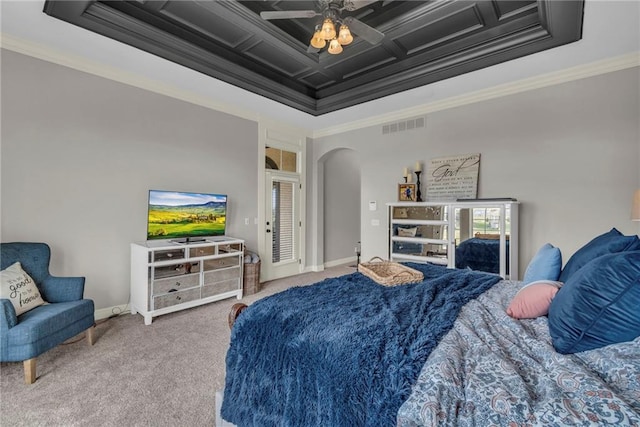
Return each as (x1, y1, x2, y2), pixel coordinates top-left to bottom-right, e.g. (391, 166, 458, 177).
(382, 117, 425, 135)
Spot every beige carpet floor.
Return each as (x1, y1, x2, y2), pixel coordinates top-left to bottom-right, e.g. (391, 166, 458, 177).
(0, 264, 355, 426)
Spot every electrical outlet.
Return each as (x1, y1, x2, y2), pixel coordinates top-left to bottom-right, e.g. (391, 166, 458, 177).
(371, 219, 380, 226)
(244, 218, 249, 225)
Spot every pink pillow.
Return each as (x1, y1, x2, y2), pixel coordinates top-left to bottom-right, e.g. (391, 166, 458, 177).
(506, 280, 563, 319)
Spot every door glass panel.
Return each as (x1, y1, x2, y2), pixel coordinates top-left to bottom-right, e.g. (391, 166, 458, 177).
(265, 146, 297, 172)
(271, 180, 294, 263)
(281, 150, 297, 172)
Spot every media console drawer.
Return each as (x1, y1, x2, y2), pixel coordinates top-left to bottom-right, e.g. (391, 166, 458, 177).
(190, 246, 215, 257)
(153, 288, 201, 310)
(152, 248, 186, 263)
(202, 279, 238, 297)
(152, 261, 199, 280)
(204, 257, 239, 270)
(153, 273, 200, 295)
(204, 266, 241, 284)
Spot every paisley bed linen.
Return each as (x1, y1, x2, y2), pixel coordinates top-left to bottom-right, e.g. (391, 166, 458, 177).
(397, 279, 640, 426)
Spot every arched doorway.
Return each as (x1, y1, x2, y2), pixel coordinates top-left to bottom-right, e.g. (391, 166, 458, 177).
(321, 148, 361, 267)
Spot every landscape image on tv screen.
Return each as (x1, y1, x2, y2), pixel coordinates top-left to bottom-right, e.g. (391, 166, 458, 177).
(147, 190, 227, 240)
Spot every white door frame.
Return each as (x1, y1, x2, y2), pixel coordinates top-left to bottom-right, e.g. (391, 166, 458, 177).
(263, 171, 301, 280)
(257, 121, 307, 282)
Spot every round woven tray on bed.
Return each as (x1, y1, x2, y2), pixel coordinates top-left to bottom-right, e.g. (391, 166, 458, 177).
(358, 257, 424, 286)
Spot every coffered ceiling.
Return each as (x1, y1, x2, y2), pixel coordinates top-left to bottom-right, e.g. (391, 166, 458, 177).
(43, 0, 584, 116)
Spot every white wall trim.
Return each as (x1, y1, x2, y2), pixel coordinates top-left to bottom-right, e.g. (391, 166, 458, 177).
(312, 52, 640, 138)
(95, 304, 130, 321)
(324, 256, 357, 269)
(303, 264, 325, 273)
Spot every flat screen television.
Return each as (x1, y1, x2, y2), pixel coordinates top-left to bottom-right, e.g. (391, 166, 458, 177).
(147, 190, 227, 242)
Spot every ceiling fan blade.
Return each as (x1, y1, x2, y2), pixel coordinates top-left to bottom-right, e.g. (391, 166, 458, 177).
(260, 10, 319, 20)
(343, 16, 385, 44)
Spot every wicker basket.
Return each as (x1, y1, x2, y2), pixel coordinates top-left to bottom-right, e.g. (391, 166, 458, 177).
(358, 257, 424, 286)
(243, 260, 261, 295)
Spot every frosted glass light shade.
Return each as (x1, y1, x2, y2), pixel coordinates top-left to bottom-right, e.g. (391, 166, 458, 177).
(322, 18, 336, 40)
(338, 25, 353, 45)
(310, 30, 326, 48)
(328, 39, 343, 54)
(632, 189, 640, 221)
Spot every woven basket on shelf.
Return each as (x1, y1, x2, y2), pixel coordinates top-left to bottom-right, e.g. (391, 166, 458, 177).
(358, 257, 424, 286)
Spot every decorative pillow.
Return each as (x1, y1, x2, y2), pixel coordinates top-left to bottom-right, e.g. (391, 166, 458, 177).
(558, 228, 640, 282)
(523, 243, 562, 284)
(397, 227, 417, 237)
(506, 280, 563, 319)
(0, 262, 46, 315)
(548, 250, 640, 354)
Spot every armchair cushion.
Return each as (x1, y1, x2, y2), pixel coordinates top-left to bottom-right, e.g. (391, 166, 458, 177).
(4, 300, 94, 361)
(1, 262, 46, 315)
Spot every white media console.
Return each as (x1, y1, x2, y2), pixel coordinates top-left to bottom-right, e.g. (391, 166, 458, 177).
(130, 237, 244, 325)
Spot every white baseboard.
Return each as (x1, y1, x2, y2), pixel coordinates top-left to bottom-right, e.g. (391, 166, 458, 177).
(324, 256, 357, 268)
(303, 264, 324, 273)
(95, 304, 130, 321)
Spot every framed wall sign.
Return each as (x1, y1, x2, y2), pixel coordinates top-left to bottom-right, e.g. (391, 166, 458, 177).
(398, 183, 417, 201)
(425, 153, 480, 201)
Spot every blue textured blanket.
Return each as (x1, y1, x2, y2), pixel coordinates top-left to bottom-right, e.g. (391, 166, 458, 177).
(222, 263, 501, 426)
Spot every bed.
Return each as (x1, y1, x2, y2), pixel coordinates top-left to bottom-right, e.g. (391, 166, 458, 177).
(222, 229, 640, 426)
(397, 278, 640, 425)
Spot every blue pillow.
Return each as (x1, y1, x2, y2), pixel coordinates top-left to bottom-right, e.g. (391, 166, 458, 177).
(548, 250, 640, 354)
(523, 243, 562, 284)
(558, 228, 640, 282)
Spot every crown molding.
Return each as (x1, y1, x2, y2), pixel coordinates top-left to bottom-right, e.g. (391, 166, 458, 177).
(2, 32, 638, 139)
(312, 51, 640, 138)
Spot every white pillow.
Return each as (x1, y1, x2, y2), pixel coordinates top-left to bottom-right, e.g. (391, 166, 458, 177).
(398, 227, 417, 237)
(1, 262, 46, 315)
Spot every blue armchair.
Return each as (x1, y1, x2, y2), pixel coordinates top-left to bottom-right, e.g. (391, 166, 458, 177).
(0, 242, 95, 384)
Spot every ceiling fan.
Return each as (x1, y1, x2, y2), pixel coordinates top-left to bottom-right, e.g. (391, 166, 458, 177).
(260, 0, 385, 55)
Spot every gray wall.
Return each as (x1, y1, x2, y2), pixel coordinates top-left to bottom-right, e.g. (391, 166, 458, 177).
(2, 48, 639, 313)
(310, 67, 640, 276)
(322, 148, 360, 264)
(1, 50, 259, 310)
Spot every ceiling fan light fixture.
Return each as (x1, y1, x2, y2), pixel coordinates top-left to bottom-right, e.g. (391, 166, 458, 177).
(322, 18, 336, 40)
(338, 25, 353, 45)
(328, 38, 343, 54)
(311, 29, 326, 48)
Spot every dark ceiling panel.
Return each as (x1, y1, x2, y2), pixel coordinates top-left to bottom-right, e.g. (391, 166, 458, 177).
(393, 3, 486, 55)
(494, 1, 538, 19)
(43, 0, 584, 116)
(300, 72, 336, 88)
(158, 2, 251, 48)
(244, 40, 313, 77)
(325, 45, 397, 79)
